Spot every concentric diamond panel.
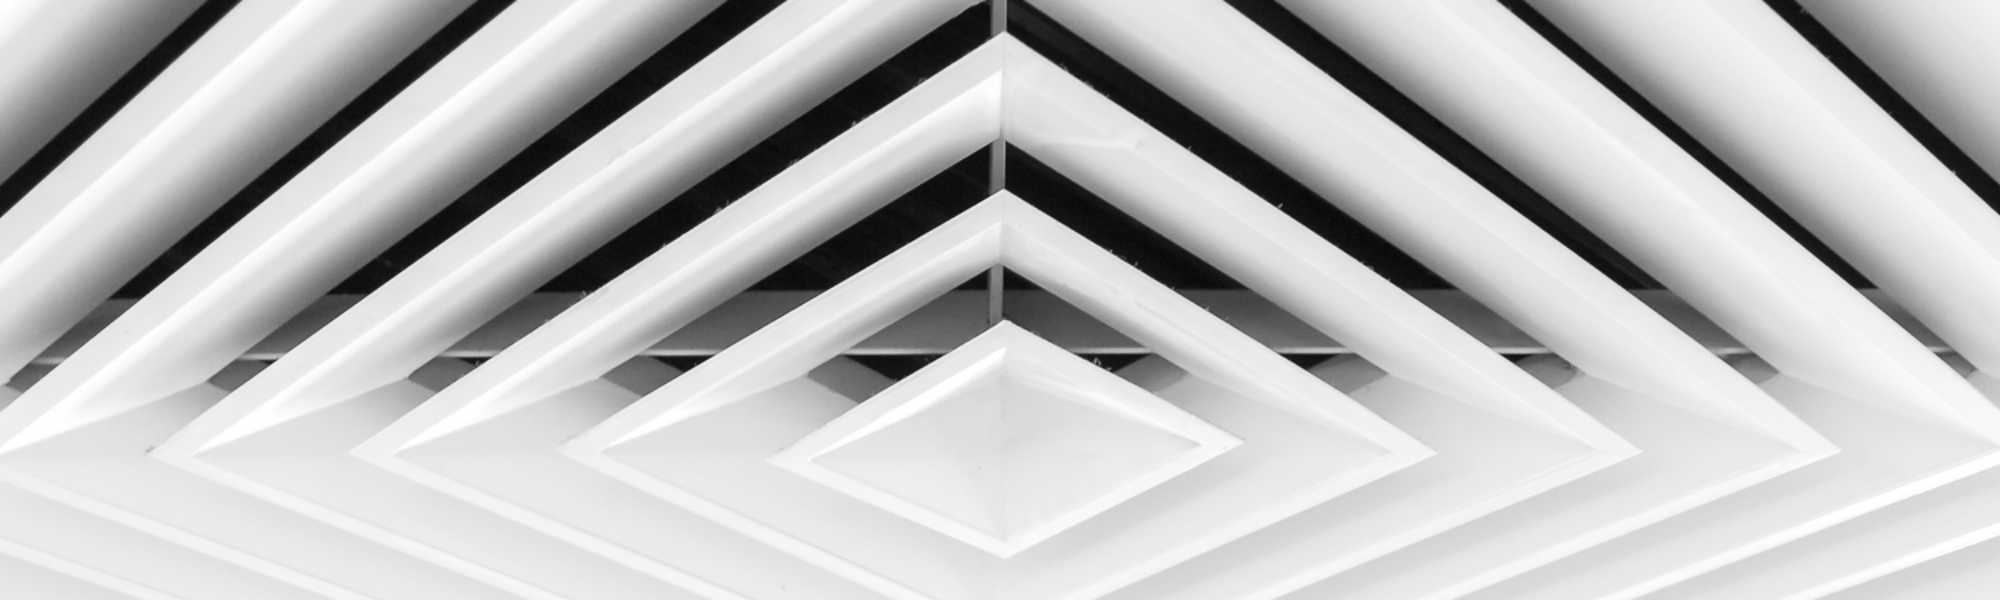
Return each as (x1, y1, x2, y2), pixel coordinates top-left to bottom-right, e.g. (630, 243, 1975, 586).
(0, 0, 1997, 598)
(772, 322, 1243, 558)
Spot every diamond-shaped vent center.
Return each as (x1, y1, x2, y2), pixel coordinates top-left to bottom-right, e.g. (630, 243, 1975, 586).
(773, 323, 1239, 557)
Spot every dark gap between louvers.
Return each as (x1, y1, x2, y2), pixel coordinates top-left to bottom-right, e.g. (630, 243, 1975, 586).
(746, 148, 991, 292)
(825, 256, 1169, 383)
(1762, 0, 2000, 216)
(1005, 146, 1243, 290)
(533, 0, 992, 294)
(0, 0, 238, 219)
(1010, 0, 1461, 290)
(670, 156, 996, 383)
(1493, 0, 1877, 288)
(111, 0, 513, 300)
(323, 0, 786, 296)
(990, 271, 1184, 374)
(1225, 0, 1669, 289)
(591, 147, 989, 378)
(848, 352, 1151, 383)
(1284, 354, 1342, 370)
(999, 149, 1264, 380)
(414, 6, 995, 384)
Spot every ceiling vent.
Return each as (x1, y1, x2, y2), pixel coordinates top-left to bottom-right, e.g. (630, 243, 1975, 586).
(0, 0, 1997, 597)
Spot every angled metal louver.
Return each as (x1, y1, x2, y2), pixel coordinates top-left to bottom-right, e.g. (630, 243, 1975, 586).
(1, 0, 1999, 598)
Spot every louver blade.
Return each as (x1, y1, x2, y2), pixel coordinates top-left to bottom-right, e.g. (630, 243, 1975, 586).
(0, 0, 1995, 597)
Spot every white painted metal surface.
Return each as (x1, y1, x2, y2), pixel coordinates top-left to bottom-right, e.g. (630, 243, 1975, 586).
(0, 0, 199, 185)
(0, 0, 1997, 597)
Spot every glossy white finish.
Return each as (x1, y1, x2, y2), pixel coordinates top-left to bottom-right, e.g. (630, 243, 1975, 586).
(567, 193, 1434, 600)
(1646, 370, 2000, 599)
(0, 0, 198, 183)
(170, 0, 980, 453)
(1284, 359, 1819, 600)
(1023, 2, 1865, 596)
(6, 0, 731, 597)
(1467, 0, 2000, 596)
(1801, 0, 2000, 186)
(1202, 0, 2000, 597)
(0, 1, 498, 598)
(47, 0, 722, 444)
(366, 32, 1003, 599)
(0, 363, 420, 600)
(0, 0, 1996, 595)
(1526, 0, 2000, 387)
(150, 1, 982, 597)
(1268, 0, 1858, 446)
(769, 323, 1243, 558)
(25, 289, 1956, 365)
(0, 0, 468, 384)
(1512, 0, 2000, 429)
(344, 34, 1632, 600)
(1474, 361, 1999, 600)
(1827, 530, 2000, 600)
(1657, 1, 2000, 595)
(1027, 0, 1794, 442)
(0, 541, 160, 600)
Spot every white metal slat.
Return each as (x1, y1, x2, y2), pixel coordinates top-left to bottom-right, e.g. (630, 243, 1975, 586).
(221, 44, 987, 600)
(1531, 0, 2000, 386)
(999, 44, 1636, 600)
(1284, 364, 1828, 600)
(1516, 0, 2000, 434)
(0, 372, 318, 600)
(0, 0, 467, 389)
(563, 194, 1433, 600)
(15, 288, 1956, 365)
(30, 0, 723, 447)
(392, 356, 895, 600)
(0, 364, 391, 600)
(359, 34, 1623, 600)
(1273, 0, 1830, 449)
(12, 354, 536, 600)
(1460, 0, 2000, 596)
(1801, 0, 2000, 188)
(1646, 1, 2000, 595)
(1249, 1, 2000, 598)
(1022, 4, 1848, 597)
(0, 0, 199, 184)
(0, 536, 167, 600)
(0, 2, 503, 599)
(353, 51, 1148, 600)
(7, 1, 730, 597)
(151, 2, 982, 598)
(1472, 359, 2000, 600)
(1826, 531, 2000, 600)
(371, 39, 1009, 452)
(1027, 0, 1824, 454)
(0, 0, 1994, 596)
(1003, 44, 1624, 451)
(1652, 460, 2000, 598)
(223, 35, 1003, 599)
(166, 0, 981, 454)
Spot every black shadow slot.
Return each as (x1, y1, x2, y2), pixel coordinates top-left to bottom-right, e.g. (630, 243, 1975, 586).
(1493, 0, 1873, 288)
(849, 355, 945, 381)
(540, 3, 993, 292)
(1006, 147, 1242, 290)
(750, 149, 991, 291)
(331, 0, 789, 294)
(1009, 1, 1461, 289)
(114, 0, 513, 298)
(1222, 0, 1664, 289)
(0, 0, 240, 217)
(1763, 0, 2000, 217)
